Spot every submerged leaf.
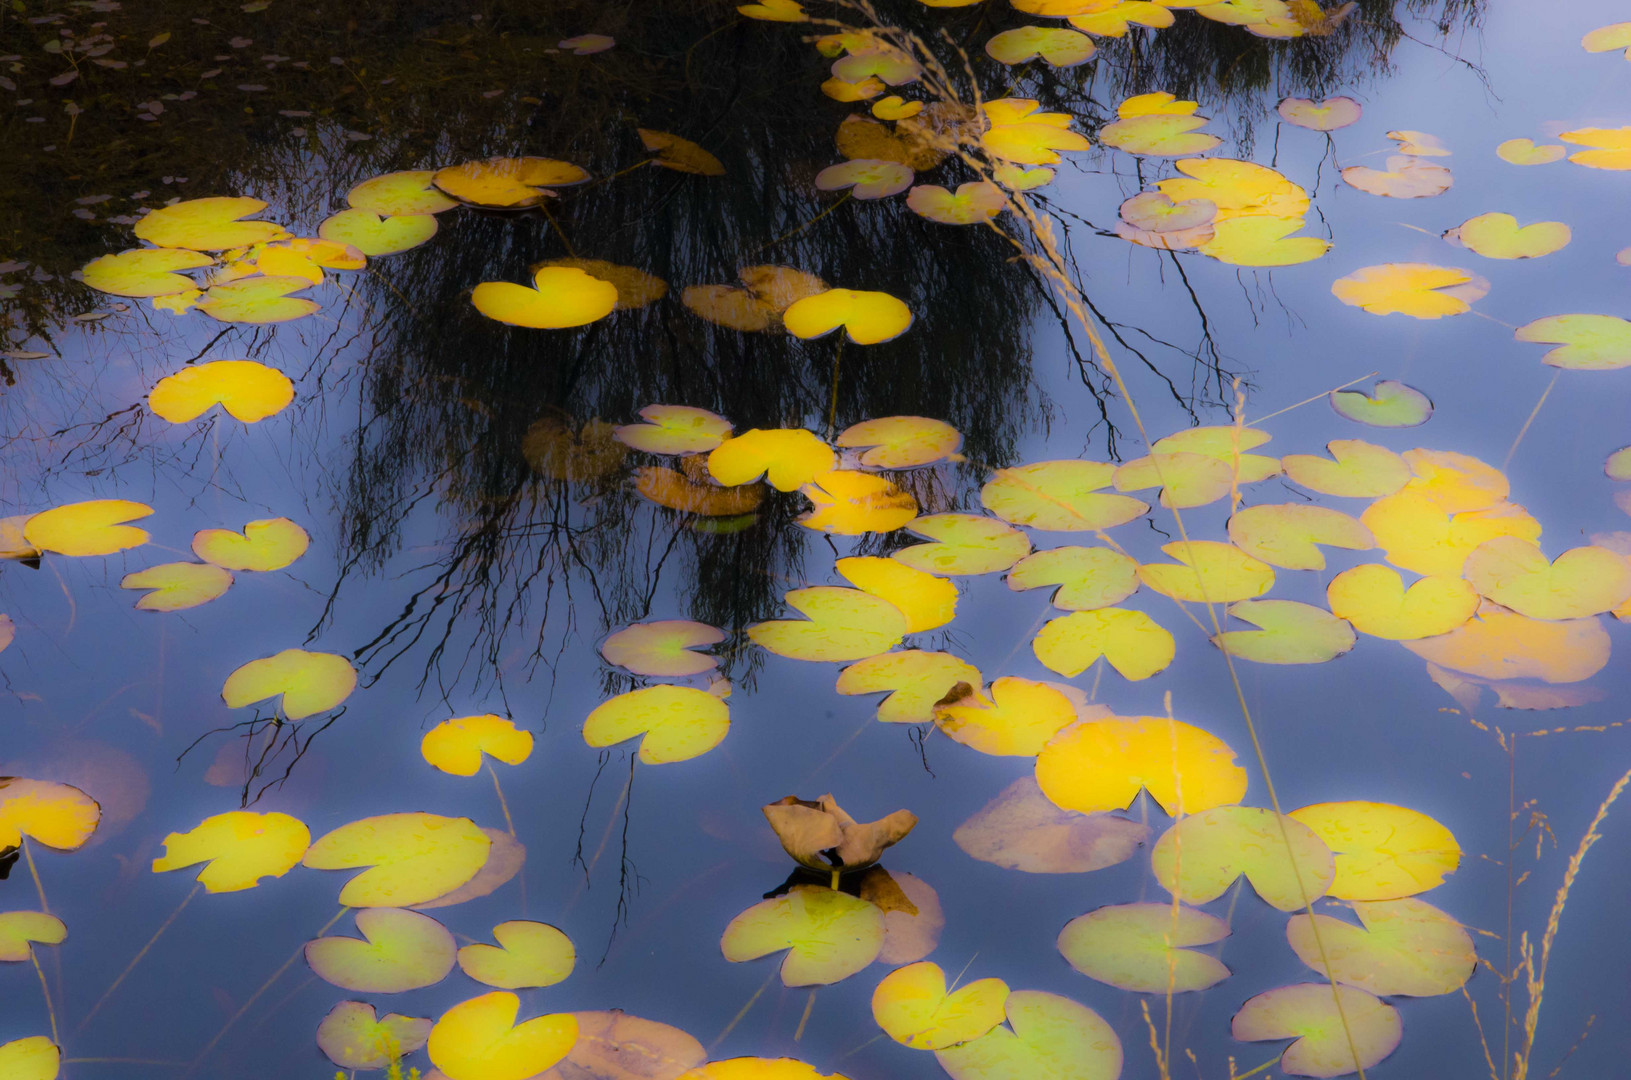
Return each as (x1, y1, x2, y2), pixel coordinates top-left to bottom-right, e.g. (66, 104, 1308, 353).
(954, 776, 1146, 873)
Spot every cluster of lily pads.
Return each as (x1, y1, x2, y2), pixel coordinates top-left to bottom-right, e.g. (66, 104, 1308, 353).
(12, 3, 1631, 1080)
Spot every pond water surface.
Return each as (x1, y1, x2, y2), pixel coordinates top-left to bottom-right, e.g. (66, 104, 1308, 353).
(3, 1, 1631, 1079)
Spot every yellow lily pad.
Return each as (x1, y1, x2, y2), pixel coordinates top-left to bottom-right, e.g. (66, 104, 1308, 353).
(934, 990, 1122, 1080)
(1446, 212, 1569, 259)
(935, 676, 1080, 756)
(836, 556, 956, 633)
(1231, 984, 1401, 1078)
(472, 266, 618, 329)
(304, 812, 491, 907)
(1032, 608, 1174, 680)
(709, 428, 835, 491)
(1329, 380, 1433, 427)
(148, 359, 294, 423)
(305, 907, 457, 992)
(24, 499, 153, 557)
(316, 1002, 433, 1071)
(582, 685, 730, 764)
(347, 170, 460, 215)
(421, 715, 534, 776)
(83, 247, 214, 297)
(615, 405, 732, 455)
(428, 993, 577, 1080)
(720, 885, 884, 986)
(434, 158, 588, 208)
(319, 209, 439, 256)
(1281, 439, 1410, 498)
(1227, 503, 1374, 569)
(872, 961, 1009, 1049)
(459, 921, 574, 990)
(120, 561, 232, 612)
(1332, 263, 1480, 318)
(152, 810, 310, 892)
(1035, 715, 1247, 816)
(892, 514, 1031, 575)
(1286, 896, 1475, 997)
(1057, 902, 1229, 993)
(134, 196, 285, 250)
(1212, 600, 1356, 664)
(783, 288, 913, 344)
(221, 648, 356, 719)
(1150, 805, 1334, 910)
(1137, 540, 1275, 603)
(196, 275, 319, 324)
(982, 460, 1149, 531)
(0, 779, 102, 851)
(600, 621, 724, 677)
(799, 471, 917, 535)
(748, 587, 908, 663)
(1514, 313, 1631, 369)
(1287, 801, 1461, 900)
(192, 517, 308, 571)
(836, 650, 982, 724)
